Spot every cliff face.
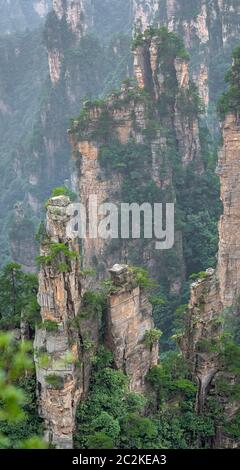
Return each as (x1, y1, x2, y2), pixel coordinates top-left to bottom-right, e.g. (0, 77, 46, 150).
(133, 35, 202, 167)
(52, 0, 91, 35)
(180, 269, 222, 414)
(34, 197, 158, 447)
(48, 0, 132, 84)
(133, 0, 160, 32)
(9, 203, 38, 272)
(181, 113, 240, 448)
(48, 0, 92, 84)
(2, 0, 240, 272)
(132, 0, 240, 109)
(217, 113, 240, 308)
(106, 264, 159, 392)
(69, 30, 203, 291)
(34, 196, 99, 448)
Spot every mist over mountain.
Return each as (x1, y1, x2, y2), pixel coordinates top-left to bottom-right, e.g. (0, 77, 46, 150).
(0, 0, 51, 34)
(1, 0, 240, 452)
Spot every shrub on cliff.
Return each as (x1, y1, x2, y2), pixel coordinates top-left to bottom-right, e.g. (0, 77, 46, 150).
(218, 46, 240, 119)
(51, 186, 77, 201)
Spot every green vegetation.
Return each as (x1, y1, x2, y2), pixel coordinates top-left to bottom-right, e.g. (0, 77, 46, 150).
(189, 271, 209, 282)
(75, 345, 236, 449)
(99, 138, 165, 215)
(0, 263, 40, 330)
(224, 412, 240, 438)
(45, 374, 64, 390)
(86, 432, 114, 449)
(129, 266, 157, 289)
(80, 291, 106, 320)
(39, 320, 59, 332)
(1, 15, 240, 449)
(70, 104, 113, 142)
(175, 163, 221, 277)
(72, 35, 217, 356)
(218, 46, 240, 118)
(177, 82, 204, 117)
(133, 27, 190, 61)
(0, 26, 49, 267)
(89, 29, 221, 349)
(144, 329, 163, 350)
(74, 275, 240, 449)
(0, 264, 45, 448)
(0, 332, 46, 448)
(74, 347, 159, 449)
(51, 186, 77, 201)
(0, 8, 132, 267)
(36, 242, 79, 271)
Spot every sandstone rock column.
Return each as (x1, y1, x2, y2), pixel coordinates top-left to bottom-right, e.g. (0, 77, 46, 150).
(133, 34, 202, 168)
(217, 113, 240, 309)
(34, 195, 99, 448)
(106, 264, 159, 392)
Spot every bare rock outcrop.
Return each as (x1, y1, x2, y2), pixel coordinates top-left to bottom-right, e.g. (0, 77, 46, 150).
(217, 113, 240, 308)
(106, 264, 159, 392)
(34, 196, 99, 448)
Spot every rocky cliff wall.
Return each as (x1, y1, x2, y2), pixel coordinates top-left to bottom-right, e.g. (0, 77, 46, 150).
(34, 195, 99, 448)
(68, 31, 203, 291)
(217, 113, 240, 308)
(181, 113, 240, 448)
(48, 0, 132, 84)
(34, 197, 158, 447)
(106, 264, 159, 392)
(132, 0, 240, 110)
(48, 0, 92, 83)
(133, 34, 202, 167)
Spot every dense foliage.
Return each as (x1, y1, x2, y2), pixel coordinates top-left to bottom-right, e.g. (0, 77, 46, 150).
(74, 347, 159, 449)
(74, 341, 240, 449)
(218, 46, 240, 118)
(0, 263, 40, 331)
(0, 332, 45, 448)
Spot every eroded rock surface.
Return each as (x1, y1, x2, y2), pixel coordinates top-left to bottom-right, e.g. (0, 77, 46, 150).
(182, 114, 240, 448)
(34, 196, 99, 448)
(106, 264, 159, 392)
